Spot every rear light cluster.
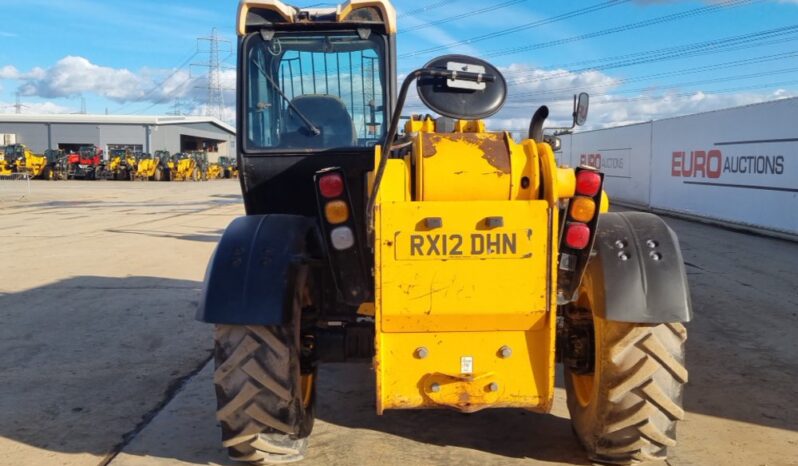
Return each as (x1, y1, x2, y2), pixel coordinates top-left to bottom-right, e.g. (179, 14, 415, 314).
(314, 167, 371, 305)
(317, 171, 354, 251)
(563, 170, 603, 251)
(558, 167, 605, 303)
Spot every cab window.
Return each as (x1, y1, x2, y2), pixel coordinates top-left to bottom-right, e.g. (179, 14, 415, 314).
(246, 31, 387, 151)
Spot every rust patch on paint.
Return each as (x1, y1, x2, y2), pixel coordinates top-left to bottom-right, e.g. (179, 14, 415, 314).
(421, 133, 511, 174)
(421, 133, 442, 157)
(478, 135, 511, 174)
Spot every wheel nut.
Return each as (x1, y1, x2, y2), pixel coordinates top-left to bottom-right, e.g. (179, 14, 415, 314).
(415, 347, 428, 359)
(499, 346, 512, 358)
(430, 383, 441, 393)
(488, 382, 499, 392)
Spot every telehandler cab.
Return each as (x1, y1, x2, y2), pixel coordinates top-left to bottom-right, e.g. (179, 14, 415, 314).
(199, 1, 692, 464)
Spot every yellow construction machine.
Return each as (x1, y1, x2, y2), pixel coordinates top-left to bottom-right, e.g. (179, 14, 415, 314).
(133, 152, 170, 181)
(104, 149, 139, 180)
(2, 144, 58, 179)
(0, 148, 12, 176)
(218, 156, 238, 178)
(198, 1, 692, 465)
(171, 152, 202, 181)
(206, 161, 224, 180)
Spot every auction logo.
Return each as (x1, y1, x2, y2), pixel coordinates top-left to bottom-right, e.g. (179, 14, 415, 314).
(671, 150, 784, 179)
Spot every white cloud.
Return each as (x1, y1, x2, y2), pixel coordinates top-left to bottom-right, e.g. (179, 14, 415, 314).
(17, 56, 152, 102)
(480, 63, 797, 132)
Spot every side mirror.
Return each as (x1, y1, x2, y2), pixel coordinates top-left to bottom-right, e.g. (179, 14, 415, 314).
(417, 54, 507, 120)
(574, 92, 589, 127)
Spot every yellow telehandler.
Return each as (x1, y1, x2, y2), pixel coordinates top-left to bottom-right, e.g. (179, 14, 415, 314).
(171, 152, 202, 181)
(206, 161, 224, 180)
(198, 2, 692, 465)
(218, 156, 238, 178)
(2, 144, 58, 179)
(133, 152, 170, 181)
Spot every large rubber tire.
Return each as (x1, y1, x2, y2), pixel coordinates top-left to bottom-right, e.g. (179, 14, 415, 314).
(564, 262, 688, 465)
(213, 269, 315, 464)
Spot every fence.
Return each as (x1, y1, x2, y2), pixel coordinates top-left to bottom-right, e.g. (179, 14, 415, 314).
(0, 173, 32, 195)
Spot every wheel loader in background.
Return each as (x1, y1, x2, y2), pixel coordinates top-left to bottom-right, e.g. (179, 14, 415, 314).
(198, 1, 692, 464)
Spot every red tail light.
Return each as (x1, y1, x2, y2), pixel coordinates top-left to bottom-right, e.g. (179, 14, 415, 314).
(565, 223, 591, 250)
(576, 170, 601, 197)
(319, 173, 344, 198)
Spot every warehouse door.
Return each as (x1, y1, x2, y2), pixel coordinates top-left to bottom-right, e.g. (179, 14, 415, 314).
(108, 144, 143, 153)
(59, 143, 90, 153)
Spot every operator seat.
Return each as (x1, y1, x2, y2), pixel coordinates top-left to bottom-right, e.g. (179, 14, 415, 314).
(281, 95, 357, 149)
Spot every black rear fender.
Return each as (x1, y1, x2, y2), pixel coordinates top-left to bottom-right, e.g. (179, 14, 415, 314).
(197, 214, 321, 325)
(591, 212, 692, 323)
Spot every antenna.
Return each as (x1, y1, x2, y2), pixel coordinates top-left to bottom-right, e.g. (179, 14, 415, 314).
(191, 28, 233, 121)
(80, 96, 87, 114)
(170, 98, 188, 116)
(14, 92, 28, 114)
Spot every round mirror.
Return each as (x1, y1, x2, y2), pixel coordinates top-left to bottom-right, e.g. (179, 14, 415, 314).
(417, 54, 507, 120)
(575, 92, 589, 126)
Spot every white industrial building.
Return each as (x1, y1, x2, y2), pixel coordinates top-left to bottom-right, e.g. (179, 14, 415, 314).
(558, 97, 798, 238)
(0, 114, 236, 161)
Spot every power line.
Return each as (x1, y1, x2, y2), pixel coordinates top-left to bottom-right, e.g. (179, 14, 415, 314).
(132, 76, 195, 115)
(502, 24, 798, 83)
(591, 78, 798, 105)
(500, 24, 798, 90)
(401, 0, 631, 58)
(482, 0, 760, 59)
(399, 0, 528, 34)
(511, 50, 798, 99)
(114, 50, 198, 114)
(505, 65, 798, 104)
(398, 0, 459, 18)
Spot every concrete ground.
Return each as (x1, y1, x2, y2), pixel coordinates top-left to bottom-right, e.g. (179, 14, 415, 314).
(0, 180, 796, 466)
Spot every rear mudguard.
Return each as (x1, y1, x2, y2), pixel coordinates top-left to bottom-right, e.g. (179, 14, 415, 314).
(197, 214, 319, 325)
(590, 212, 692, 323)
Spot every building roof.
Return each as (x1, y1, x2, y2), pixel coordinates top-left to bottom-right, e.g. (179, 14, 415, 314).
(0, 114, 236, 135)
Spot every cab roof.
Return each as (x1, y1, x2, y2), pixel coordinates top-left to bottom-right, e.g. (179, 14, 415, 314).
(237, 0, 397, 35)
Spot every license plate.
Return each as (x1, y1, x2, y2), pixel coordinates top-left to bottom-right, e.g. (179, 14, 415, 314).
(394, 230, 534, 260)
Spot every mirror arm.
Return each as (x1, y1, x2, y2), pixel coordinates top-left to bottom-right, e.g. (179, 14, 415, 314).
(365, 68, 425, 237)
(365, 68, 498, 238)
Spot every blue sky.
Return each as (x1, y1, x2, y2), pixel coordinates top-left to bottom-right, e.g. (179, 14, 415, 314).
(1, 0, 797, 129)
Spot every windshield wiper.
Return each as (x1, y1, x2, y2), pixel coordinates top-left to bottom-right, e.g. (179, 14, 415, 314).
(252, 58, 321, 136)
